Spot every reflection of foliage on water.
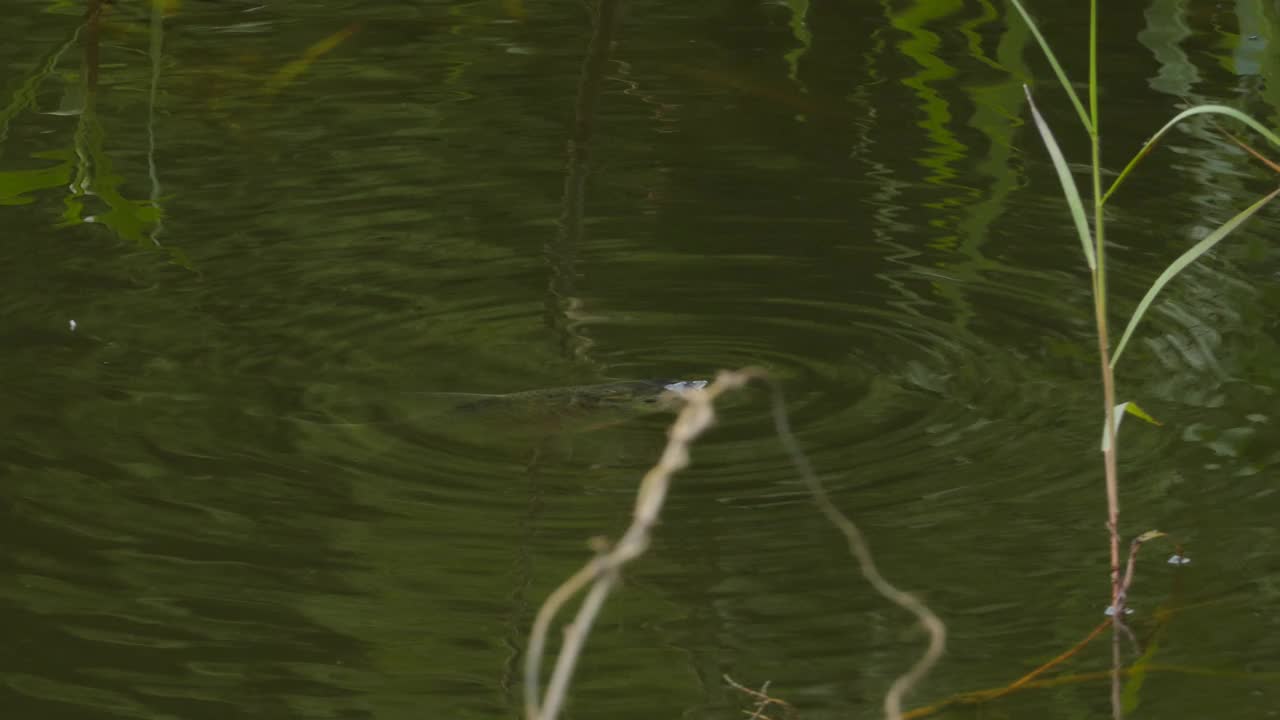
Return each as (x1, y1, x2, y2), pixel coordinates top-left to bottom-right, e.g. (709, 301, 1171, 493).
(0, 26, 79, 197)
(0, 0, 356, 269)
(0, 1, 175, 262)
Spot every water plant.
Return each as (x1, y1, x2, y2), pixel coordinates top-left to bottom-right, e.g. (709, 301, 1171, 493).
(1008, 4, 1280, 713)
(1008, 0, 1280, 611)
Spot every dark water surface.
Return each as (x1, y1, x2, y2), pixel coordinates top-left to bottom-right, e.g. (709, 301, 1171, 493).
(4, 1, 1280, 718)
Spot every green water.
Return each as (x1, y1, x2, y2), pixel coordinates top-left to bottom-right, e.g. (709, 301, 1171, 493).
(3, 1, 1280, 718)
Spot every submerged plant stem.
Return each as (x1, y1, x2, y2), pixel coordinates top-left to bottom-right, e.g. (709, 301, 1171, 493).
(770, 383, 945, 720)
(147, 0, 164, 247)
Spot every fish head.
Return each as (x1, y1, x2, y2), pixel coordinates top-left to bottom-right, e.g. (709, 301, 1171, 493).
(625, 379, 708, 412)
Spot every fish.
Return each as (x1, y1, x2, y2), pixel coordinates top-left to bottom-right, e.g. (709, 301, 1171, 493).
(424, 379, 708, 433)
(300, 379, 708, 438)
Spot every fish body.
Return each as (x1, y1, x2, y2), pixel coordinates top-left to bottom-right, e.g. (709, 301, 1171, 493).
(452, 379, 703, 413)
(423, 379, 706, 433)
(302, 379, 707, 437)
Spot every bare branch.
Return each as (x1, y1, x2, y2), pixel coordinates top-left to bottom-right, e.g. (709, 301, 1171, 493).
(525, 369, 763, 720)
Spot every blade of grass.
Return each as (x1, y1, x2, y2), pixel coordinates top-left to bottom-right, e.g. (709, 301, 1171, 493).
(1024, 86, 1096, 271)
(1007, 0, 1091, 133)
(1110, 186, 1280, 367)
(1103, 105, 1280, 205)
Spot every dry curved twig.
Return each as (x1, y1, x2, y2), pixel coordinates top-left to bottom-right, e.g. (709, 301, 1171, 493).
(524, 369, 762, 720)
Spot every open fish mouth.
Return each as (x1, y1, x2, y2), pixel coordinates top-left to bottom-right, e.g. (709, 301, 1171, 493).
(633, 379, 708, 411)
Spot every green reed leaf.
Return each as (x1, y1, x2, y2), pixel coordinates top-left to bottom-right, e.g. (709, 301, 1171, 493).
(1104, 105, 1280, 205)
(1008, 0, 1092, 134)
(1024, 86, 1095, 271)
(1111, 186, 1280, 368)
(1101, 402, 1162, 452)
(1123, 402, 1161, 427)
